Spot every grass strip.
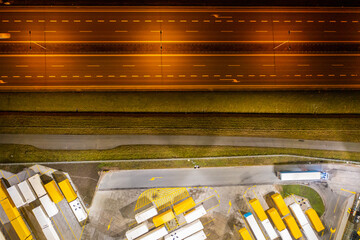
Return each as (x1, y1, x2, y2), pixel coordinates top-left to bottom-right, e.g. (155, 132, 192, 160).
(281, 185, 325, 216)
(1, 114, 360, 142)
(1, 144, 360, 165)
(1, 91, 360, 113)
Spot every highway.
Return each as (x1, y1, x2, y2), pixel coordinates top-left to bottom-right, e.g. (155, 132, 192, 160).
(1, 7, 360, 90)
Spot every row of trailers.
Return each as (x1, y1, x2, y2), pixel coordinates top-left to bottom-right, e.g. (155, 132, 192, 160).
(126, 197, 208, 240)
(239, 193, 325, 240)
(0, 172, 87, 240)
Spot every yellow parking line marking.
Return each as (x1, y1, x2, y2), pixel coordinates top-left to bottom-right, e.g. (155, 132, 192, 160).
(61, 76, 67, 78)
(14, 20, 22, 22)
(107, 217, 113, 230)
(226, 20, 234, 22)
(26, 20, 33, 22)
(120, 75, 127, 77)
(150, 30, 160, 33)
(115, 30, 128, 32)
(203, 218, 215, 226)
(2, 20, 9, 22)
(25, 76, 32, 78)
(84, 75, 91, 77)
(207, 204, 219, 212)
(297, 64, 310, 66)
(13, 76, 20, 78)
(144, 75, 150, 77)
(74, 20, 81, 22)
(168, 20, 175, 22)
(109, 20, 116, 22)
(73, 76, 79, 78)
(85, 20, 92, 22)
(179, 75, 186, 77)
(51, 65, 64, 67)
(50, 20, 57, 22)
(0, 215, 13, 240)
(256, 30, 268, 32)
(37, 75, 44, 78)
(193, 65, 206, 67)
(108, 75, 115, 77)
(330, 20, 337, 23)
(158, 65, 171, 67)
(262, 64, 274, 66)
(273, 20, 279, 22)
(227, 201, 232, 214)
(352, 20, 359, 23)
(44, 31, 56, 33)
(307, 20, 314, 22)
(52, 217, 65, 240)
(238, 20, 245, 22)
(79, 31, 92, 32)
(186, 30, 198, 32)
(133, 20, 140, 22)
(97, 20, 105, 22)
(203, 20, 210, 22)
(123, 65, 135, 67)
(341, 188, 356, 194)
(261, 20, 268, 22)
(250, 20, 257, 22)
(56, 203, 78, 240)
(121, 20, 128, 22)
(38, 20, 45, 22)
(62, 20, 69, 22)
(221, 30, 234, 32)
(16, 65, 28, 67)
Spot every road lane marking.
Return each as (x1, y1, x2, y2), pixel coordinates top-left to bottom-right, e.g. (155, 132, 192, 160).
(145, 20, 151, 22)
(144, 75, 150, 77)
(250, 20, 257, 22)
(84, 75, 91, 77)
(179, 75, 185, 77)
(97, 20, 105, 22)
(44, 31, 56, 33)
(191, 75, 197, 77)
(341, 188, 356, 194)
(62, 20, 69, 22)
(332, 64, 344, 66)
(14, 20, 22, 22)
(85, 20, 92, 22)
(261, 20, 268, 22)
(202, 75, 209, 77)
(167, 75, 174, 77)
(341, 21, 348, 23)
(340, 74, 347, 76)
(73, 75, 79, 78)
(168, 20, 175, 22)
(37, 75, 44, 78)
(131, 75, 138, 77)
(324, 30, 337, 32)
(74, 20, 81, 22)
(61, 76, 67, 78)
(291, 30, 303, 32)
(1, 76, 8, 78)
(79, 31, 93, 32)
(149, 177, 163, 181)
(238, 20, 245, 22)
(123, 65, 135, 67)
(307, 20, 314, 22)
(334, 195, 340, 213)
(8, 30, 21, 32)
(262, 64, 274, 66)
(186, 30, 198, 32)
(352, 20, 359, 23)
(51, 65, 64, 67)
(193, 65, 206, 67)
(119, 75, 127, 77)
(215, 20, 222, 22)
(38, 20, 45, 22)
(228, 65, 240, 66)
(87, 65, 100, 67)
(133, 20, 140, 22)
(150, 30, 160, 32)
(158, 65, 171, 67)
(318, 20, 325, 22)
(25, 76, 32, 78)
(155, 75, 162, 77)
(1, 20, 9, 22)
(115, 30, 128, 32)
(96, 75, 103, 77)
(317, 74, 324, 76)
(256, 30, 268, 32)
(50, 20, 57, 22)
(284, 20, 291, 22)
(16, 65, 28, 67)
(295, 74, 301, 77)
(203, 20, 210, 22)
(121, 20, 128, 22)
(329, 20, 337, 23)
(26, 20, 33, 22)
(191, 20, 198, 22)
(273, 20, 279, 22)
(295, 20, 302, 22)
(297, 64, 310, 66)
(226, 20, 234, 22)
(109, 20, 116, 22)
(221, 30, 234, 32)
(49, 76, 56, 78)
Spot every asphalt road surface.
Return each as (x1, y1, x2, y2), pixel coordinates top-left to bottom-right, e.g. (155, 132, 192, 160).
(1, 134, 360, 151)
(1, 7, 360, 90)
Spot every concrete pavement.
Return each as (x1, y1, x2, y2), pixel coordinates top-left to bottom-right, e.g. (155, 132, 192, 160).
(1, 134, 360, 151)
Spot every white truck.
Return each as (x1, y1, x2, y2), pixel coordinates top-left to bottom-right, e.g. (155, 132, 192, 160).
(135, 205, 158, 224)
(7, 185, 26, 208)
(278, 171, 329, 181)
(164, 219, 204, 240)
(184, 205, 207, 223)
(69, 198, 87, 222)
(244, 212, 266, 240)
(32, 206, 60, 240)
(39, 194, 59, 218)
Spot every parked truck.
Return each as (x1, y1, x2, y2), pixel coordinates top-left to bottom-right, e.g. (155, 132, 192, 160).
(278, 171, 329, 181)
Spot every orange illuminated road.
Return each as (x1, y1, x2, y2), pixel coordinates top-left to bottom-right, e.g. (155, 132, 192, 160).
(1, 7, 360, 90)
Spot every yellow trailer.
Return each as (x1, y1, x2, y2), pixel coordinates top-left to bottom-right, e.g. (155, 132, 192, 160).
(305, 208, 325, 232)
(44, 180, 64, 204)
(267, 208, 286, 231)
(271, 193, 290, 216)
(0, 181, 9, 201)
(11, 217, 33, 240)
(249, 198, 267, 221)
(58, 179, 77, 203)
(153, 209, 175, 227)
(239, 228, 253, 240)
(284, 215, 302, 239)
(1, 198, 20, 221)
(173, 197, 196, 215)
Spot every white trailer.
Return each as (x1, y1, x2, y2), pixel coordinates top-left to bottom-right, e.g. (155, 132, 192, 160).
(184, 205, 207, 223)
(278, 229, 292, 240)
(28, 174, 47, 198)
(42, 226, 61, 240)
(69, 198, 87, 222)
(18, 180, 36, 204)
(278, 171, 328, 181)
(32, 206, 60, 240)
(184, 230, 207, 240)
(40, 194, 59, 217)
(289, 203, 309, 226)
(302, 223, 319, 240)
(138, 226, 168, 240)
(7, 185, 26, 208)
(164, 219, 204, 240)
(126, 222, 149, 240)
(244, 212, 266, 240)
(261, 219, 278, 240)
(135, 205, 158, 224)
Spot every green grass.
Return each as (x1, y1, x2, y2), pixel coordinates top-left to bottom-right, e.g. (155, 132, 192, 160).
(1, 114, 360, 142)
(1, 91, 360, 113)
(281, 185, 325, 216)
(1, 144, 360, 165)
